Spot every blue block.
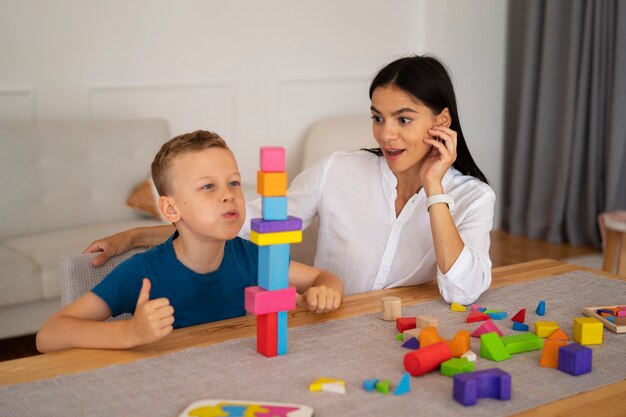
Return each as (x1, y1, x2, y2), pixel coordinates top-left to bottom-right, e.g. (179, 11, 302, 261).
(486, 311, 507, 320)
(558, 343, 592, 376)
(258, 244, 290, 290)
(363, 378, 379, 392)
(393, 372, 411, 396)
(221, 405, 247, 416)
(262, 196, 288, 220)
(277, 311, 288, 355)
(512, 322, 529, 331)
(607, 315, 615, 323)
(478, 307, 487, 312)
(536, 300, 546, 316)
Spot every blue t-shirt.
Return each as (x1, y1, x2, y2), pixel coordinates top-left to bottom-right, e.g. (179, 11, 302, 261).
(92, 233, 258, 328)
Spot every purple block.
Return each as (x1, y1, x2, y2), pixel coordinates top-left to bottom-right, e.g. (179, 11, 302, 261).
(401, 337, 420, 350)
(250, 216, 302, 233)
(558, 343, 592, 376)
(453, 368, 512, 406)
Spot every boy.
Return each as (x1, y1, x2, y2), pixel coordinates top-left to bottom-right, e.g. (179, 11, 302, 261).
(36, 130, 344, 353)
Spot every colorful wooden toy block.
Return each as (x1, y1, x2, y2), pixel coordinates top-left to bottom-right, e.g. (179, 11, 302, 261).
(257, 313, 278, 357)
(402, 327, 423, 342)
(257, 171, 287, 196)
(558, 343, 593, 376)
(484, 309, 507, 320)
(260, 146, 286, 172)
(262, 196, 288, 220)
(404, 341, 452, 376)
(453, 368, 512, 406)
(511, 308, 526, 323)
(380, 296, 402, 321)
(375, 380, 391, 394)
(535, 321, 560, 338)
(582, 305, 626, 333)
(547, 328, 569, 341)
(396, 317, 417, 332)
(250, 230, 302, 246)
(362, 379, 379, 392)
(471, 319, 503, 337)
(466, 309, 490, 323)
(451, 302, 466, 312)
(309, 378, 345, 394)
(539, 339, 568, 368)
(416, 315, 438, 328)
(244, 286, 296, 315)
(401, 337, 420, 350)
(512, 322, 529, 331)
(419, 326, 470, 357)
(393, 372, 411, 396)
(461, 350, 477, 362)
(277, 311, 288, 355)
(536, 300, 546, 316)
(501, 333, 544, 354)
(440, 357, 475, 377)
(250, 217, 303, 233)
(258, 244, 290, 290)
(480, 332, 511, 362)
(573, 317, 603, 345)
(395, 334, 404, 341)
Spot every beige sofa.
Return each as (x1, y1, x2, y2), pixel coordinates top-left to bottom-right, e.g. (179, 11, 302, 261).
(0, 119, 170, 338)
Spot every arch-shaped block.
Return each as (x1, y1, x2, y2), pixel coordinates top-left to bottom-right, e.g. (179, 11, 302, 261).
(453, 368, 512, 406)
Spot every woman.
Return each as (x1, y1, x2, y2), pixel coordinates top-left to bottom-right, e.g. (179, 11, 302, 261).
(84, 55, 495, 304)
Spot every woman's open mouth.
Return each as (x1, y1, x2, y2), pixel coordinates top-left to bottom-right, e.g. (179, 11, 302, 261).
(384, 148, 405, 160)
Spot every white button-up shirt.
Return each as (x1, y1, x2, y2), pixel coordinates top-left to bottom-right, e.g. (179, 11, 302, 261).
(243, 151, 495, 304)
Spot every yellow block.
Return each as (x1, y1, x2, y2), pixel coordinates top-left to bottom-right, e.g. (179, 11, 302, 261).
(534, 321, 559, 338)
(250, 230, 302, 246)
(257, 171, 287, 196)
(573, 317, 603, 345)
(451, 302, 466, 312)
(309, 377, 344, 392)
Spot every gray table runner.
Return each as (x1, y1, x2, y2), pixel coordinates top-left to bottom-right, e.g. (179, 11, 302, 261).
(1, 271, 625, 417)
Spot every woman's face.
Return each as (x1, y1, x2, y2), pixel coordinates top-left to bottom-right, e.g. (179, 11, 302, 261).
(370, 84, 441, 176)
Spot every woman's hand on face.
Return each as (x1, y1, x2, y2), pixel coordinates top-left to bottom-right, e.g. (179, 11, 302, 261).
(420, 126, 458, 194)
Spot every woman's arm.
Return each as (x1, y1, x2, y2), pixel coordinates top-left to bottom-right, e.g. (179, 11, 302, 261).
(83, 225, 175, 267)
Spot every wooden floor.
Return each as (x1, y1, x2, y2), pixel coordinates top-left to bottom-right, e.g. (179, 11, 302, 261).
(0, 230, 600, 363)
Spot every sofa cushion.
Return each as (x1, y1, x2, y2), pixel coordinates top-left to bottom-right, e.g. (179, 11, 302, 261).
(1, 219, 167, 304)
(0, 245, 42, 306)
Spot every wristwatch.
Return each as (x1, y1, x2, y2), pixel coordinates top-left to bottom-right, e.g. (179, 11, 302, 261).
(426, 194, 454, 211)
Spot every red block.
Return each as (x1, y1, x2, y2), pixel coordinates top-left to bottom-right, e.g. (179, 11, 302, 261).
(466, 310, 491, 323)
(511, 308, 526, 323)
(257, 313, 278, 357)
(396, 317, 417, 332)
(404, 342, 452, 376)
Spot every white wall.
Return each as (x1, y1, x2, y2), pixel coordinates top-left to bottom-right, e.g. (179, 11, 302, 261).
(0, 0, 506, 225)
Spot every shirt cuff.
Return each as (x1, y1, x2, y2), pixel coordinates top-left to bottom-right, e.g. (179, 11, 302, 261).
(436, 245, 490, 305)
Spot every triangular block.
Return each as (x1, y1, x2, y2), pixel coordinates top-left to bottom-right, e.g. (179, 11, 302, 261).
(467, 310, 491, 323)
(393, 372, 411, 396)
(548, 328, 569, 341)
(375, 380, 391, 394)
(480, 332, 512, 362)
(402, 337, 420, 350)
(512, 322, 529, 331)
(536, 300, 546, 316)
(362, 378, 379, 392)
(471, 319, 503, 337)
(511, 308, 526, 323)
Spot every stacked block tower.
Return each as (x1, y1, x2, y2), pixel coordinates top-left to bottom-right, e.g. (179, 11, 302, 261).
(244, 147, 303, 357)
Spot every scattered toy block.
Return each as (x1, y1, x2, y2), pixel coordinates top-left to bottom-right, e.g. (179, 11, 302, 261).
(453, 368, 512, 406)
(380, 296, 402, 321)
(250, 230, 303, 246)
(539, 339, 568, 368)
(393, 373, 411, 396)
(250, 216, 302, 233)
(536, 300, 546, 316)
(535, 321, 560, 338)
(501, 333, 544, 354)
(395, 334, 403, 341)
(511, 308, 526, 323)
(362, 379, 379, 392)
(461, 350, 477, 362)
(512, 322, 529, 331)
(309, 378, 345, 394)
(244, 286, 296, 315)
(484, 310, 507, 320)
(573, 317, 603, 345)
(478, 307, 487, 312)
(451, 302, 466, 312)
(402, 327, 422, 342)
(402, 337, 420, 350)
(404, 342, 452, 376)
(441, 357, 475, 377)
(607, 316, 616, 323)
(375, 380, 391, 394)
(262, 196, 288, 220)
(466, 310, 490, 323)
(257, 313, 277, 357)
(396, 317, 417, 332)
(416, 315, 438, 328)
(419, 326, 470, 357)
(260, 146, 285, 172)
(547, 328, 569, 341)
(258, 244, 290, 290)
(558, 343, 593, 376)
(480, 332, 511, 362)
(257, 171, 287, 196)
(471, 304, 482, 310)
(471, 319, 503, 337)
(277, 311, 288, 355)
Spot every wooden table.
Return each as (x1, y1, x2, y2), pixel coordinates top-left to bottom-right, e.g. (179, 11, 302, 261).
(1, 259, 624, 416)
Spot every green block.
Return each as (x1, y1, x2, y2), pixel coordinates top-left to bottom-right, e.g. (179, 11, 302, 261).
(440, 357, 475, 377)
(395, 333, 404, 341)
(480, 332, 512, 362)
(375, 380, 391, 394)
(501, 332, 544, 354)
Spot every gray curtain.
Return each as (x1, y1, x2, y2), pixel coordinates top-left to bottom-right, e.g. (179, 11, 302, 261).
(503, 0, 626, 247)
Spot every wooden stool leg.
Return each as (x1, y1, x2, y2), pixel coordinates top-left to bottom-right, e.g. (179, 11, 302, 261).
(603, 230, 618, 272)
(618, 232, 626, 276)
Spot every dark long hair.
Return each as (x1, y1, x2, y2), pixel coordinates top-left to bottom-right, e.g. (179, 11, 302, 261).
(367, 55, 488, 183)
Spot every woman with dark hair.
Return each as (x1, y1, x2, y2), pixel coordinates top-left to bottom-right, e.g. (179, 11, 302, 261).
(84, 55, 495, 304)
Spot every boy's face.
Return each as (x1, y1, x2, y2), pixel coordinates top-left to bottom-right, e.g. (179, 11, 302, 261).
(167, 147, 245, 241)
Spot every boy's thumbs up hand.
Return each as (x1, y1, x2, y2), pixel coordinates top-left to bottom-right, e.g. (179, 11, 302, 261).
(128, 278, 175, 346)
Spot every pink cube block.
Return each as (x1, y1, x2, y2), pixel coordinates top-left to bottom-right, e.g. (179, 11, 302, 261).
(260, 147, 285, 172)
(245, 286, 296, 315)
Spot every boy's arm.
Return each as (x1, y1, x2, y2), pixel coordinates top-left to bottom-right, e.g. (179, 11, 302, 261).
(288, 261, 344, 313)
(36, 279, 174, 353)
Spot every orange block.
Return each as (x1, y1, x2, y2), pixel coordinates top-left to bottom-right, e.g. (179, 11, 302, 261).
(419, 326, 470, 357)
(547, 328, 569, 341)
(257, 171, 287, 196)
(539, 339, 568, 368)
